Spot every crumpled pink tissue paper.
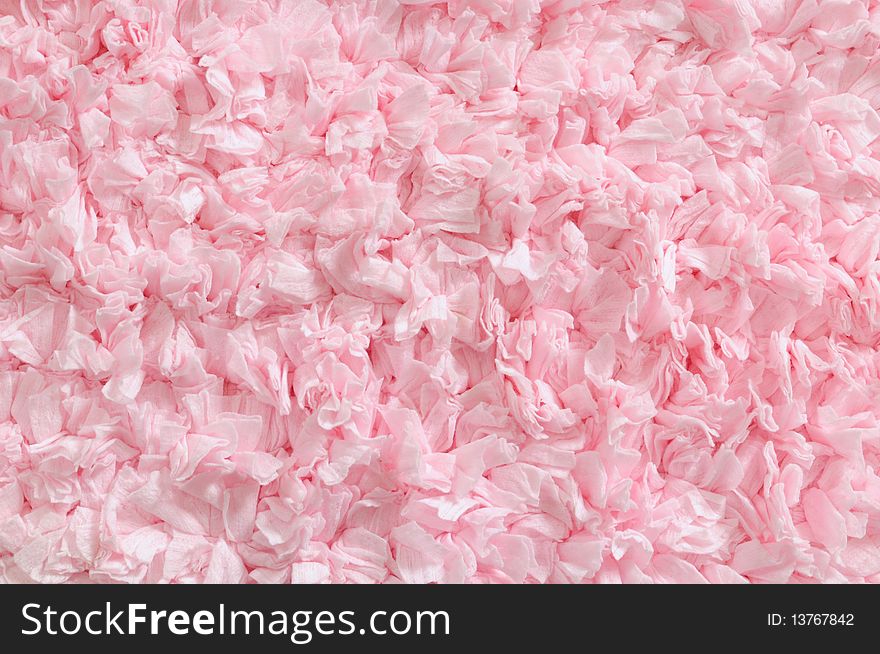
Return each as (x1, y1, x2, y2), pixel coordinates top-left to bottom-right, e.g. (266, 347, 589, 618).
(1, 0, 880, 584)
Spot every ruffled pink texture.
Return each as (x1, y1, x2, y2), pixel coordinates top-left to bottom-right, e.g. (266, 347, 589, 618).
(1, 0, 880, 584)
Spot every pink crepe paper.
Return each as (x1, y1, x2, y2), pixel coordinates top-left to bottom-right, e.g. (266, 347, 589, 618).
(1, 0, 880, 584)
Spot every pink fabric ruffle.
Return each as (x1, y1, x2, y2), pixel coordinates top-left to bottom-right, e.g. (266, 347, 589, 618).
(1, 0, 880, 584)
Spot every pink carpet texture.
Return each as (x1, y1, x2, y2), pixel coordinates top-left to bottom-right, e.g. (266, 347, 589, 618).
(1, 0, 880, 585)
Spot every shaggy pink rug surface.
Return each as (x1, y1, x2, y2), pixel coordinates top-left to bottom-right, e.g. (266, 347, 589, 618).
(1, 0, 879, 584)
